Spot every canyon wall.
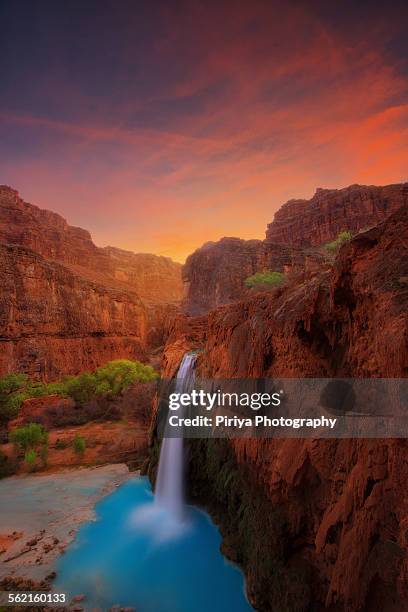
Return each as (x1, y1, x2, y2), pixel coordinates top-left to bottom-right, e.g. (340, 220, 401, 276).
(0, 243, 147, 379)
(183, 183, 405, 315)
(266, 182, 408, 246)
(182, 237, 320, 314)
(0, 186, 183, 377)
(198, 205, 408, 379)
(182, 238, 262, 315)
(0, 186, 183, 304)
(156, 204, 408, 611)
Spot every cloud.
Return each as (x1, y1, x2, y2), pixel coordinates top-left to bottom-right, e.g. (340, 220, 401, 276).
(1, 0, 408, 261)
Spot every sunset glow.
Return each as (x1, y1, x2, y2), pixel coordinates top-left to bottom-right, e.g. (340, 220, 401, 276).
(1, 0, 408, 261)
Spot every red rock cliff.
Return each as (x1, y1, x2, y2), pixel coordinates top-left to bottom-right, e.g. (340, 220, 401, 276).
(0, 243, 147, 379)
(0, 186, 183, 305)
(183, 181, 407, 315)
(160, 205, 408, 611)
(0, 186, 183, 377)
(199, 205, 408, 379)
(266, 182, 408, 246)
(182, 236, 320, 314)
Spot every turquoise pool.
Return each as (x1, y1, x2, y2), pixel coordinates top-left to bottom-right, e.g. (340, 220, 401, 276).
(55, 476, 253, 612)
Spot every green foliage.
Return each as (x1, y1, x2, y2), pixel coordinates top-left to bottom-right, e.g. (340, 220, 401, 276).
(73, 434, 86, 455)
(63, 359, 158, 405)
(9, 423, 48, 451)
(244, 270, 285, 290)
(0, 360, 158, 425)
(0, 373, 29, 397)
(0, 373, 29, 424)
(324, 230, 353, 253)
(24, 449, 37, 470)
(63, 372, 97, 405)
(0, 374, 68, 426)
(95, 359, 158, 392)
(38, 381, 68, 397)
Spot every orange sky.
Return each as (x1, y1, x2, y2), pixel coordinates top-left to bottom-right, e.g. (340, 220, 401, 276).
(1, 1, 408, 261)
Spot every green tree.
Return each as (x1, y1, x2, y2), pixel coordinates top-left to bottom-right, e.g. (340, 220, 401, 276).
(63, 372, 97, 405)
(94, 359, 158, 396)
(244, 270, 285, 290)
(0, 359, 158, 425)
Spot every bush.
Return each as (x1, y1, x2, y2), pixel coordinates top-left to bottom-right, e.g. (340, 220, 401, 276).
(0, 373, 30, 425)
(63, 372, 97, 405)
(10, 423, 48, 451)
(73, 434, 86, 455)
(324, 230, 352, 253)
(244, 270, 285, 290)
(0, 359, 158, 426)
(94, 359, 158, 395)
(0, 374, 68, 427)
(61, 360, 158, 405)
(24, 449, 37, 470)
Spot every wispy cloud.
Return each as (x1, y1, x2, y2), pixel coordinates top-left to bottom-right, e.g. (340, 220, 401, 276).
(1, 1, 408, 261)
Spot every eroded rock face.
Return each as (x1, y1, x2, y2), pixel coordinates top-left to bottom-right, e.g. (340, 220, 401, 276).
(182, 236, 318, 314)
(0, 244, 147, 379)
(0, 186, 183, 305)
(199, 206, 408, 379)
(104, 247, 182, 304)
(183, 181, 407, 315)
(182, 238, 262, 315)
(266, 182, 408, 246)
(0, 186, 183, 377)
(159, 205, 408, 611)
(186, 436, 407, 612)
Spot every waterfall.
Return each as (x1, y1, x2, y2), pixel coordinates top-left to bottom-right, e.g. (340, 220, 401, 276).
(154, 352, 196, 522)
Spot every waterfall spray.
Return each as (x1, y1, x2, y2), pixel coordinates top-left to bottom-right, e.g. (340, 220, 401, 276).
(154, 352, 196, 521)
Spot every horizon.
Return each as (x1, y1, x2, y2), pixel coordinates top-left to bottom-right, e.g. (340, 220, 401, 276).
(5, 178, 407, 264)
(1, 0, 408, 261)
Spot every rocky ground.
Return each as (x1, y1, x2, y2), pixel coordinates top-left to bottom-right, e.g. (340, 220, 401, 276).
(1, 419, 148, 474)
(0, 464, 130, 586)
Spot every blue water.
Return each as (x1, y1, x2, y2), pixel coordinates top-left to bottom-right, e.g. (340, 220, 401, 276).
(55, 476, 253, 612)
